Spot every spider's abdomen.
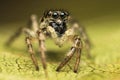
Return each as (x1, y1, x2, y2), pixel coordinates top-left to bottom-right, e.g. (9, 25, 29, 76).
(49, 22, 67, 37)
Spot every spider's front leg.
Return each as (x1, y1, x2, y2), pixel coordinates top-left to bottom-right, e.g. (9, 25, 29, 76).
(24, 26, 41, 71)
(25, 35, 39, 71)
(74, 37, 82, 72)
(37, 30, 48, 77)
(56, 36, 82, 73)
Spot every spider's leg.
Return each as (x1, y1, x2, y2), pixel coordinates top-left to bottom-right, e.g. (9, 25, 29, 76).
(56, 36, 81, 72)
(6, 27, 23, 46)
(74, 37, 82, 73)
(25, 28, 39, 71)
(56, 47, 76, 72)
(37, 30, 48, 77)
(72, 21, 91, 58)
(79, 26, 91, 58)
(26, 36, 39, 71)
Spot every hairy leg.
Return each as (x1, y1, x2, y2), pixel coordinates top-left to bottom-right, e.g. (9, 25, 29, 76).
(37, 30, 48, 77)
(56, 47, 76, 72)
(56, 36, 82, 73)
(25, 36, 39, 71)
(74, 37, 82, 73)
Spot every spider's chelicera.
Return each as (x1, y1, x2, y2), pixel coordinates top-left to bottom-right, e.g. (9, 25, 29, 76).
(6, 9, 91, 76)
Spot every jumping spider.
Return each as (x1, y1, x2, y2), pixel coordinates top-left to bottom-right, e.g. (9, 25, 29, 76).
(6, 9, 91, 73)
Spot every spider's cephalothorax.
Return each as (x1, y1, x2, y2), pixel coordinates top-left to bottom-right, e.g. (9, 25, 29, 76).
(42, 10, 69, 37)
(6, 9, 91, 77)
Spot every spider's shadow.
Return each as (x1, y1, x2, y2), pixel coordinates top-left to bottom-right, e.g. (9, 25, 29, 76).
(36, 50, 66, 63)
(4, 44, 66, 63)
(46, 50, 64, 62)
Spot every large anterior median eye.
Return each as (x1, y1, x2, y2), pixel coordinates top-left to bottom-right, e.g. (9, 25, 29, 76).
(52, 12, 59, 19)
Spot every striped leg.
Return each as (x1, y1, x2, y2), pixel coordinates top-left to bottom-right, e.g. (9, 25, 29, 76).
(56, 47, 76, 72)
(26, 37, 39, 71)
(56, 36, 82, 73)
(73, 49, 81, 73)
(37, 30, 48, 77)
(74, 37, 82, 73)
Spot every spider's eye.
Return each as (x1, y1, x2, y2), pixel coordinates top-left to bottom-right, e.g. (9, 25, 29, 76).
(52, 12, 58, 19)
(47, 12, 51, 17)
(60, 12, 66, 19)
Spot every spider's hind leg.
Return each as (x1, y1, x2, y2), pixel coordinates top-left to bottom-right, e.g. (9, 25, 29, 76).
(79, 26, 91, 58)
(5, 27, 23, 46)
(71, 20, 92, 58)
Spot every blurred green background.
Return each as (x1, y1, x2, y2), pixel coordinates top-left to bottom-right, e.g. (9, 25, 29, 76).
(0, 0, 120, 80)
(0, 0, 120, 23)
